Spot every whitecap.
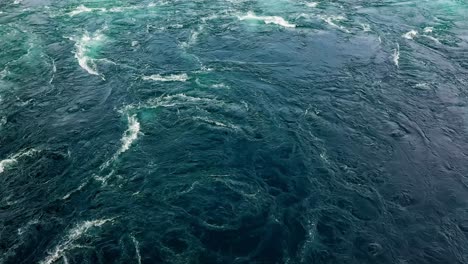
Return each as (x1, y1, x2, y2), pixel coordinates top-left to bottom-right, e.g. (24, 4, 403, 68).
(120, 114, 140, 154)
(70, 31, 105, 77)
(393, 43, 400, 67)
(306, 2, 318, 7)
(238, 12, 296, 28)
(0, 149, 38, 174)
(402, 30, 418, 39)
(423, 27, 433, 33)
(361, 23, 371, 32)
(40, 219, 113, 264)
(142, 73, 189, 82)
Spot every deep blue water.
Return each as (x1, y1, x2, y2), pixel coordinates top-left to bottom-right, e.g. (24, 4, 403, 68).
(1, 0, 468, 263)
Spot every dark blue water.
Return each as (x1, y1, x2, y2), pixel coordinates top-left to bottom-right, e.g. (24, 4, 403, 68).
(1, 0, 468, 263)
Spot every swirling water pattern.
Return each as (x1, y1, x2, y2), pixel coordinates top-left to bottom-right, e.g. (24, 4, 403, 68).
(1, 0, 468, 263)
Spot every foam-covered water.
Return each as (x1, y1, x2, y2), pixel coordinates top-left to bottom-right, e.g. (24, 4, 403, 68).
(1, 0, 468, 263)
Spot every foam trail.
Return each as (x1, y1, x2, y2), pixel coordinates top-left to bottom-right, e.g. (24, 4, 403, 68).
(142, 73, 189, 82)
(238, 12, 296, 28)
(40, 219, 113, 264)
(393, 43, 400, 67)
(402, 30, 418, 39)
(132, 236, 142, 264)
(0, 149, 38, 174)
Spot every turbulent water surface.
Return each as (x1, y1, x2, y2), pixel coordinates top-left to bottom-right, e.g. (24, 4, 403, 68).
(1, 0, 468, 263)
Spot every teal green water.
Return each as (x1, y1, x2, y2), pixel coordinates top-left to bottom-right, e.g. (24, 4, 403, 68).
(1, 0, 468, 263)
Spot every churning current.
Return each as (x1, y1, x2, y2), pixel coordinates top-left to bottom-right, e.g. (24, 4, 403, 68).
(1, 0, 468, 263)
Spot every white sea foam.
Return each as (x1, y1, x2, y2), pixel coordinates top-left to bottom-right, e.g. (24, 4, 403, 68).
(142, 73, 189, 82)
(423, 27, 433, 33)
(62, 181, 88, 200)
(361, 23, 371, 32)
(0, 149, 38, 174)
(120, 114, 140, 154)
(69, 4, 155, 16)
(319, 15, 350, 33)
(40, 219, 113, 264)
(18, 219, 39, 236)
(70, 31, 105, 77)
(306, 2, 318, 7)
(393, 43, 400, 67)
(100, 114, 141, 170)
(181, 28, 201, 48)
(0, 116, 6, 127)
(238, 12, 296, 28)
(132, 236, 142, 264)
(402, 30, 418, 39)
(68, 5, 102, 16)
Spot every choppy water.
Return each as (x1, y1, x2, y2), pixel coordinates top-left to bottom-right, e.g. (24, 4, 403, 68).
(1, 0, 468, 263)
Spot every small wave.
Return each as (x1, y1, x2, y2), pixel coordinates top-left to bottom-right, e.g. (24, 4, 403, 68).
(424, 35, 441, 44)
(393, 43, 400, 67)
(0, 149, 38, 174)
(319, 15, 350, 33)
(306, 2, 318, 7)
(142, 73, 189, 82)
(40, 219, 113, 264)
(402, 30, 418, 39)
(421, 27, 440, 43)
(69, 31, 105, 78)
(238, 12, 296, 28)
